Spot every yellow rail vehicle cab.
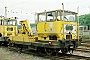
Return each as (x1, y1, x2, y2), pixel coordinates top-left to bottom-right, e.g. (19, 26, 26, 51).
(37, 10, 78, 40)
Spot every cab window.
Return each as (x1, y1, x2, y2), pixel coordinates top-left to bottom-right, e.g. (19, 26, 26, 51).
(61, 11, 76, 22)
(4, 20, 17, 26)
(46, 11, 56, 22)
(38, 13, 46, 22)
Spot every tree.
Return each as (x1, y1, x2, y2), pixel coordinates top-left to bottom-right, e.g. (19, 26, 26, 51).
(79, 14, 90, 26)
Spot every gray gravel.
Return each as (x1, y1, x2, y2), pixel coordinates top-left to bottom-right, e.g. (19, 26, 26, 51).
(0, 47, 50, 60)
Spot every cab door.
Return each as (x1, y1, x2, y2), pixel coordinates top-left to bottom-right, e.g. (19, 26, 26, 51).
(37, 13, 46, 33)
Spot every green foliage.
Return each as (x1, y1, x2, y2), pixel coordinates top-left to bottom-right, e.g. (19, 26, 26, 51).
(79, 14, 90, 26)
(4, 58, 9, 60)
(17, 25, 22, 29)
(30, 24, 36, 27)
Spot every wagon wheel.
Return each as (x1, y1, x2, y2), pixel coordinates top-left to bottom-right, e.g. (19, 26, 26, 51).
(61, 48, 68, 54)
(45, 48, 53, 55)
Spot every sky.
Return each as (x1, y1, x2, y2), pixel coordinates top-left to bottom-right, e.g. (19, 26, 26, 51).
(0, 0, 90, 23)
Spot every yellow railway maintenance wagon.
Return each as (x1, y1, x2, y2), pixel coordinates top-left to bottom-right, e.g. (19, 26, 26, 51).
(8, 9, 82, 55)
(0, 6, 82, 55)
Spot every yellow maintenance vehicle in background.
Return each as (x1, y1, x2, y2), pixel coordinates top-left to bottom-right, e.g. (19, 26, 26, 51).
(0, 16, 36, 46)
(0, 16, 17, 36)
(0, 16, 17, 45)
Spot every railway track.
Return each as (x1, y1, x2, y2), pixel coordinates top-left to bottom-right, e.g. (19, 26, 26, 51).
(75, 48, 90, 52)
(0, 42, 90, 60)
(44, 53, 90, 60)
(81, 43, 90, 47)
(75, 43, 90, 52)
(5, 46, 90, 60)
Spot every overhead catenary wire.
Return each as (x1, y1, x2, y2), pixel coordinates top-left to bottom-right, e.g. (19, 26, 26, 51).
(0, 0, 89, 15)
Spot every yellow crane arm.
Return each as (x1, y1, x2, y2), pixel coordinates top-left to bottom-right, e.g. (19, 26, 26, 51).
(20, 20, 33, 36)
